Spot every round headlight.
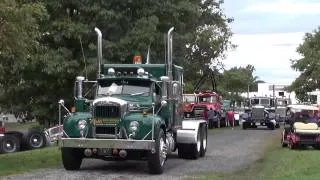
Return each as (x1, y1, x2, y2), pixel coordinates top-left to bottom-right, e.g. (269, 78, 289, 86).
(137, 68, 145, 76)
(129, 121, 139, 132)
(78, 120, 87, 130)
(108, 68, 115, 75)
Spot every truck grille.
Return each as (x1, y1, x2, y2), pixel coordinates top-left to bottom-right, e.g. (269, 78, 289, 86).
(94, 105, 120, 118)
(96, 126, 116, 134)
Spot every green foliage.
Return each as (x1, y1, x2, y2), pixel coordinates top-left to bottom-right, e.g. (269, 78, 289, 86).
(0, 0, 233, 126)
(218, 65, 261, 103)
(0, 147, 61, 177)
(289, 27, 320, 101)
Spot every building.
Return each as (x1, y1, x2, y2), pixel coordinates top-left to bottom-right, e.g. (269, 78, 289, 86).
(240, 83, 298, 104)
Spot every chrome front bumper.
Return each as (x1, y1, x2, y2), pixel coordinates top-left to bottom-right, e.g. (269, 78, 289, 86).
(59, 138, 156, 150)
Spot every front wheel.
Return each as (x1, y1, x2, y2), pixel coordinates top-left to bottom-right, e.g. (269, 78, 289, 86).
(61, 148, 83, 170)
(148, 129, 167, 174)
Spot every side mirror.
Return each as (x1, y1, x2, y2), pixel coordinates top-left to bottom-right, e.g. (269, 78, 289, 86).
(152, 92, 157, 102)
(173, 83, 179, 97)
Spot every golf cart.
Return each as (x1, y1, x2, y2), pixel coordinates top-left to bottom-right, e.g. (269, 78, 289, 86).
(281, 104, 320, 149)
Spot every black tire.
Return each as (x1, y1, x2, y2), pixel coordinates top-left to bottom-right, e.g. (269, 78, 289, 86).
(313, 145, 320, 150)
(61, 148, 83, 170)
(178, 128, 201, 159)
(23, 130, 46, 149)
(242, 122, 247, 129)
(281, 137, 287, 147)
(0, 135, 21, 153)
(275, 124, 280, 128)
(178, 144, 186, 158)
(268, 123, 275, 130)
(148, 129, 166, 174)
(200, 124, 207, 157)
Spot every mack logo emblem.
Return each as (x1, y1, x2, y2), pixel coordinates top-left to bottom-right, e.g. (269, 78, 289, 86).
(91, 118, 119, 124)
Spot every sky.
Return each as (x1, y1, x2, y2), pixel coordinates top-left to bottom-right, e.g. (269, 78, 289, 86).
(221, 0, 320, 85)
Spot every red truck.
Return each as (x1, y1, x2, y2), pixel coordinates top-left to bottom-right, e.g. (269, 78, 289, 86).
(183, 90, 223, 128)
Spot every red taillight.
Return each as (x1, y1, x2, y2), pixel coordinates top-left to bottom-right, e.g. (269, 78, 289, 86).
(0, 127, 5, 134)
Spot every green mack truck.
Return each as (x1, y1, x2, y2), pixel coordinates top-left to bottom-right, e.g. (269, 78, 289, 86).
(58, 27, 208, 174)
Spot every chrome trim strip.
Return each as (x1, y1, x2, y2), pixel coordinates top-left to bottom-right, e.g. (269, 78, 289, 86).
(60, 138, 155, 150)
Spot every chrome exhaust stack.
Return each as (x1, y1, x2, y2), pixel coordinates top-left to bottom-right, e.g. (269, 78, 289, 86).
(94, 27, 102, 78)
(167, 27, 174, 82)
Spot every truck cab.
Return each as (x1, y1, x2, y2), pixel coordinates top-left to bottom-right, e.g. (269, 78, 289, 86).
(242, 96, 278, 130)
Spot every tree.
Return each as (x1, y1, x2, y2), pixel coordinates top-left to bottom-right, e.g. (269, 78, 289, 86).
(289, 27, 320, 102)
(0, 0, 48, 122)
(0, 0, 234, 126)
(217, 65, 261, 104)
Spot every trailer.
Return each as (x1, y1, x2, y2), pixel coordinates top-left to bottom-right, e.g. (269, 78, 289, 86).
(0, 117, 47, 153)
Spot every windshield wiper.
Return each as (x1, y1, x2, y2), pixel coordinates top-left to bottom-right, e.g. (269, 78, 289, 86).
(131, 91, 149, 96)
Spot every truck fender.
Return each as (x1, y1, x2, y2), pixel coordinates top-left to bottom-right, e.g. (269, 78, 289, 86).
(176, 120, 207, 144)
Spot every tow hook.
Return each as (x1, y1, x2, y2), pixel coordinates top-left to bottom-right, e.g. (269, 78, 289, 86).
(119, 149, 127, 158)
(84, 148, 92, 157)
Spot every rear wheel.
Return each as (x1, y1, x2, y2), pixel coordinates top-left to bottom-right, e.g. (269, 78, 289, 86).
(0, 135, 20, 153)
(313, 145, 320, 150)
(281, 133, 287, 147)
(268, 123, 275, 130)
(23, 130, 46, 149)
(148, 129, 167, 174)
(242, 122, 247, 129)
(61, 148, 83, 170)
(178, 127, 201, 159)
(200, 124, 207, 157)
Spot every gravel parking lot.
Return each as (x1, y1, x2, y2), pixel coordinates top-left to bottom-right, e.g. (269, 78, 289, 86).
(4, 127, 279, 180)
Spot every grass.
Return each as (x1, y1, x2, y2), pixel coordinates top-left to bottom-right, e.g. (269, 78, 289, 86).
(0, 146, 61, 177)
(190, 130, 320, 180)
(5, 122, 39, 132)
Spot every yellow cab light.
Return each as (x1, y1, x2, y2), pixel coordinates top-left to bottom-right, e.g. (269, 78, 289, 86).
(133, 51, 142, 64)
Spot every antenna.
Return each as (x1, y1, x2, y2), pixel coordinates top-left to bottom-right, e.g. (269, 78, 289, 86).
(79, 36, 88, 80)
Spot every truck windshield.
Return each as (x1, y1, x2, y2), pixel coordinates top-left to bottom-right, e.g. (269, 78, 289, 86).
(184, 95, 195, 103)
(251, 98, 270, 106)
(198, 96, 217, 103)
(260, 99, 270, 105)
(97, 80, 151, 96)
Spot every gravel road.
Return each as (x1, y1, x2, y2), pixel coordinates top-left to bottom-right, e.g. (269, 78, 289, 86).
(3, 127, 280, 180)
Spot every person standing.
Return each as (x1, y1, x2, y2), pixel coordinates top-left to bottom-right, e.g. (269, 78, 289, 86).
(208, 108, 215, 129)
